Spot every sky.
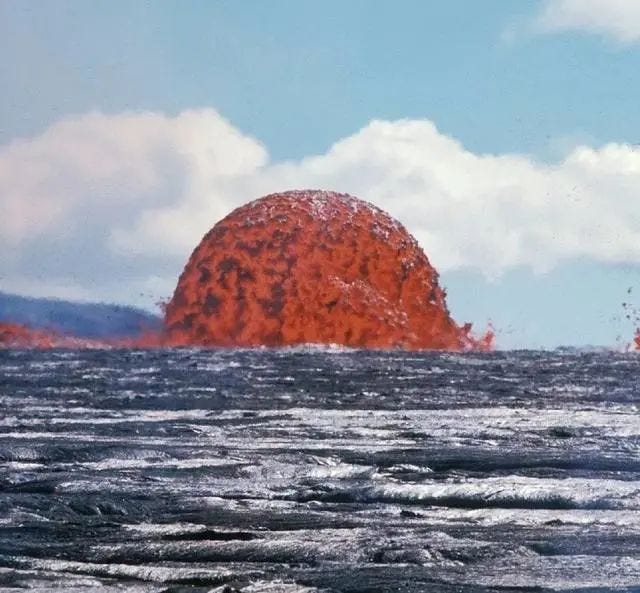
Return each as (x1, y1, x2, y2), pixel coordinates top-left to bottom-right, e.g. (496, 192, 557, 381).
(2, 0, 640, 349)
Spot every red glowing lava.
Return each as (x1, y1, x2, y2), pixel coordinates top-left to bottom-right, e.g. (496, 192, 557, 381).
(0, 322, 107, 349)
(0, 322, 164, 350)
(0, 322, 57, 348)
(634, 329, 640, 351)
(1, 190, 493, 351)
(165, 190, 485, 350)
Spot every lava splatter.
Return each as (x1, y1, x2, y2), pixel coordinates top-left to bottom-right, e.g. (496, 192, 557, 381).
(165, 190, 484, 350)
(2, 190, 494, 352)
(622, 290, 640, 351)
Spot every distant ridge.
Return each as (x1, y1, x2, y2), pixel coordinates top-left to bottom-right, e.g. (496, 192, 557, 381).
(0, 292, 162, 339)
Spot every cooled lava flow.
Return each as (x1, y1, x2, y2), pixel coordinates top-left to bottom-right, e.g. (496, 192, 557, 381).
(165, 190, 482, 350)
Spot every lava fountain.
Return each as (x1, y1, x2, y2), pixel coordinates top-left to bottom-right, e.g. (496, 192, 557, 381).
(164, 190, 481, 350)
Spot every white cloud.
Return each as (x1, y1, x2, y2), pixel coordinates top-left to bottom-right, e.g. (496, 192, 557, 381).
(2, 108, 640, 309)
(0, 109, 266, 247)
(532, 0, 640, 43)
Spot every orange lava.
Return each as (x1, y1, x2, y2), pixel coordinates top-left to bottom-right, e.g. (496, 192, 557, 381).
(1, 322, 56, 348)
(0, 322, 101, 349)
(634, 329, 640, 351)
(0, 321, 165, 349)
(165, 190, 482, 350)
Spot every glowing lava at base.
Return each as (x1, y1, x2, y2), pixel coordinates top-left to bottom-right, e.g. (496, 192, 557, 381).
(635, 329, 640, 351)
(165, 190, 484, 350)
(0, 321, 165, 349)
(0, 322, 96, 349)
(0, 322, 56, 348)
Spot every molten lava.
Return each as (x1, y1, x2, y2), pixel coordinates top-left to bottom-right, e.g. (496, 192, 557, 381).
(0, 322, 58, 348)
(0, 321, 164, 349)
(1, 190, 493, 351)
(0, 322, 113, 349)
(165, 190, 478, 350)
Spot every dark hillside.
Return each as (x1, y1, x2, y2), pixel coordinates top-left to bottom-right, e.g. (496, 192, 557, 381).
(0, 292, 161, 339)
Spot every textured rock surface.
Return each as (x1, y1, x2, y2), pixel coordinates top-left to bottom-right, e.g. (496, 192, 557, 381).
(165, 190, 470, 349)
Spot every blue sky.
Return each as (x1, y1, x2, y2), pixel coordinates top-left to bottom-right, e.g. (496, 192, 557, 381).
(2, 0, 640, 348)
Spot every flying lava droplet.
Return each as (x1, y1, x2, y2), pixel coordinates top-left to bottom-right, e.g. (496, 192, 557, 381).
(622, 297, 640, 351)
(164, 190, 486, 350)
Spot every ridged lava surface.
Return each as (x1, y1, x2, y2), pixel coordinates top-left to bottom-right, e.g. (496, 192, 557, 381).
(165, 190, 468, 349)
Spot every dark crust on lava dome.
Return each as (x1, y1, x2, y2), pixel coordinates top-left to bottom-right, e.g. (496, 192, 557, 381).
(164, 190, 465, 349)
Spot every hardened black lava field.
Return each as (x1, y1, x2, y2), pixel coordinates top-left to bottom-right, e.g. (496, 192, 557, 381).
(1, 347, 640, 592)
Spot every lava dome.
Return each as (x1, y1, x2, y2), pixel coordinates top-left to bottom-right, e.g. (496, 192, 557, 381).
(164, 190, 469, 349)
